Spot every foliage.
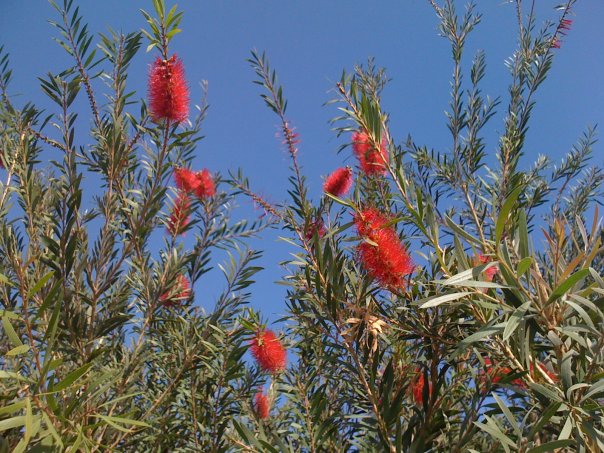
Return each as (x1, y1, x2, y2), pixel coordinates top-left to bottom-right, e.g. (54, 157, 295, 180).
(1, 0, 602, 452)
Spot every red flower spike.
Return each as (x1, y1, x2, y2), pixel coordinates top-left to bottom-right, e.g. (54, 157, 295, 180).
(305, 218, 326, 241)
(411, 370, 433, 405)
(352, 130, 389, 175)
(167, 191, 191, 236)
(148, 54, 189, 123)
(551, 37, 562, 49)
(174, 167, 198, 192)
(193, 169, 216, 199)
(480, 358, 526, 389)
(250, 329, 287, 374)
(354, 208, 414, 288)
(324, 167, 353, 197)
(560, 19, 573, 32)
(530, 362, 558, 383)
(160, 274, 191, 307)
(254, 391, 270, 420)
(476, 254, 499, 282)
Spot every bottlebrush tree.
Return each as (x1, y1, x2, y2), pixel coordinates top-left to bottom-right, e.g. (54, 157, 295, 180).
(1, 0, 603, 452)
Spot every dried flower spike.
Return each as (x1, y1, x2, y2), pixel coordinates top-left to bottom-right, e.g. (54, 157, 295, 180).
(352, 130, 388, 175)
(354, 208, 413, 288)
(254, 391, 270, 420)
(160, 274, 191, 307)
(148, 54, 189, 123)
(324, 166, 353, 197)
(167, 191, 191, 236)
(250, 329, 287, 374)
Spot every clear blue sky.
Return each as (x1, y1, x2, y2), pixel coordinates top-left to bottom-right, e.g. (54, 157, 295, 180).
(1, 1, 603, 325)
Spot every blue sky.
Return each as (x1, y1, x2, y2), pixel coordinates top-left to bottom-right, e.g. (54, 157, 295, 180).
(1, 1, 603, 325)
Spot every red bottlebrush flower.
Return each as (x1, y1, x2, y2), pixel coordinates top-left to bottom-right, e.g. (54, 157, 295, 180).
(193, 169, 216, 199)
(254, 391, 270, 420)
(250, 329, 287, 374)
(160, 274, 191, 307)
(174, 167, 216, 198)
(530, 362, 558, 383)
(551, 37, 562, 49)
(475, 254, 499, 282)
(148, 54, 189, 123)
(167, 191, 191, 236)
(354, 208, 414, 288)
(411, 371, 433, 405)
(324, 166, 353, 197)
(174, 167, 198, 192)
(480, 358, 526, 389)
(352, 130, 389, 175)
(305, 217, 326, 241)
(560, 19, 573, 33)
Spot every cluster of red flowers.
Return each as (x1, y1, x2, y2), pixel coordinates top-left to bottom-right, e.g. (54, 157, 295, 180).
(475, 254, 499, 282)
(159, 274, 191, 307)
(148, 54, 189, 123)
(323, 166, 353, 197)
(351, 130, 389, 175)
(354, 207, 414, 288)
(167, 167, 216, 236)
(254, 390, 270, 420)
(552, 18, 573, 49)
(479, 358, 558, 390)
(410, 370, 433, 405)
(304, 217, 326, 241)
(174, 167, 216, 199)
(250, 329, 287, 374)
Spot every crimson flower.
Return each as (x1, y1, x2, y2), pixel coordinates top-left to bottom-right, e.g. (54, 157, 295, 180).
(479, 358, 525, 389)
(173, 167, 215, 199)
(324, 167, 353, 197)
(354, 208, 414, 288)
(159, 274, 191, 307)
(352, 130, 389, 175)
(167, 191, 191, 236)
(250, 329, 287, 374)
(475, 254, 499, 282)
(174, 167, 198, 192)
(193, 169, 216, 199)
(254, 391, 270, 420)
(411, 370, 433, 405)
(148, 54, 189, 123)
(304, 217, 326, 241)
(530, 362, 558, 383)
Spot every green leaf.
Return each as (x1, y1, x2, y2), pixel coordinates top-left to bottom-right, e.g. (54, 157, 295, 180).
(50, 362, 93, 392)
(2, 316, 22, 347)
(517, 209, 529, 258)
(496, 185, 523, 244)
(474, 420, 516, 448)
(27, 271, 55, 299)
(0, 416, 25, 432)
(526, 439, 575, 453)
(517, 257, 532, 277)
(95, 415, 150, 433)
(5, 344, 30, 356)
(547, 269, 590, 304)
(503, 302, 530, 340)
(415, 291, 471, 308)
